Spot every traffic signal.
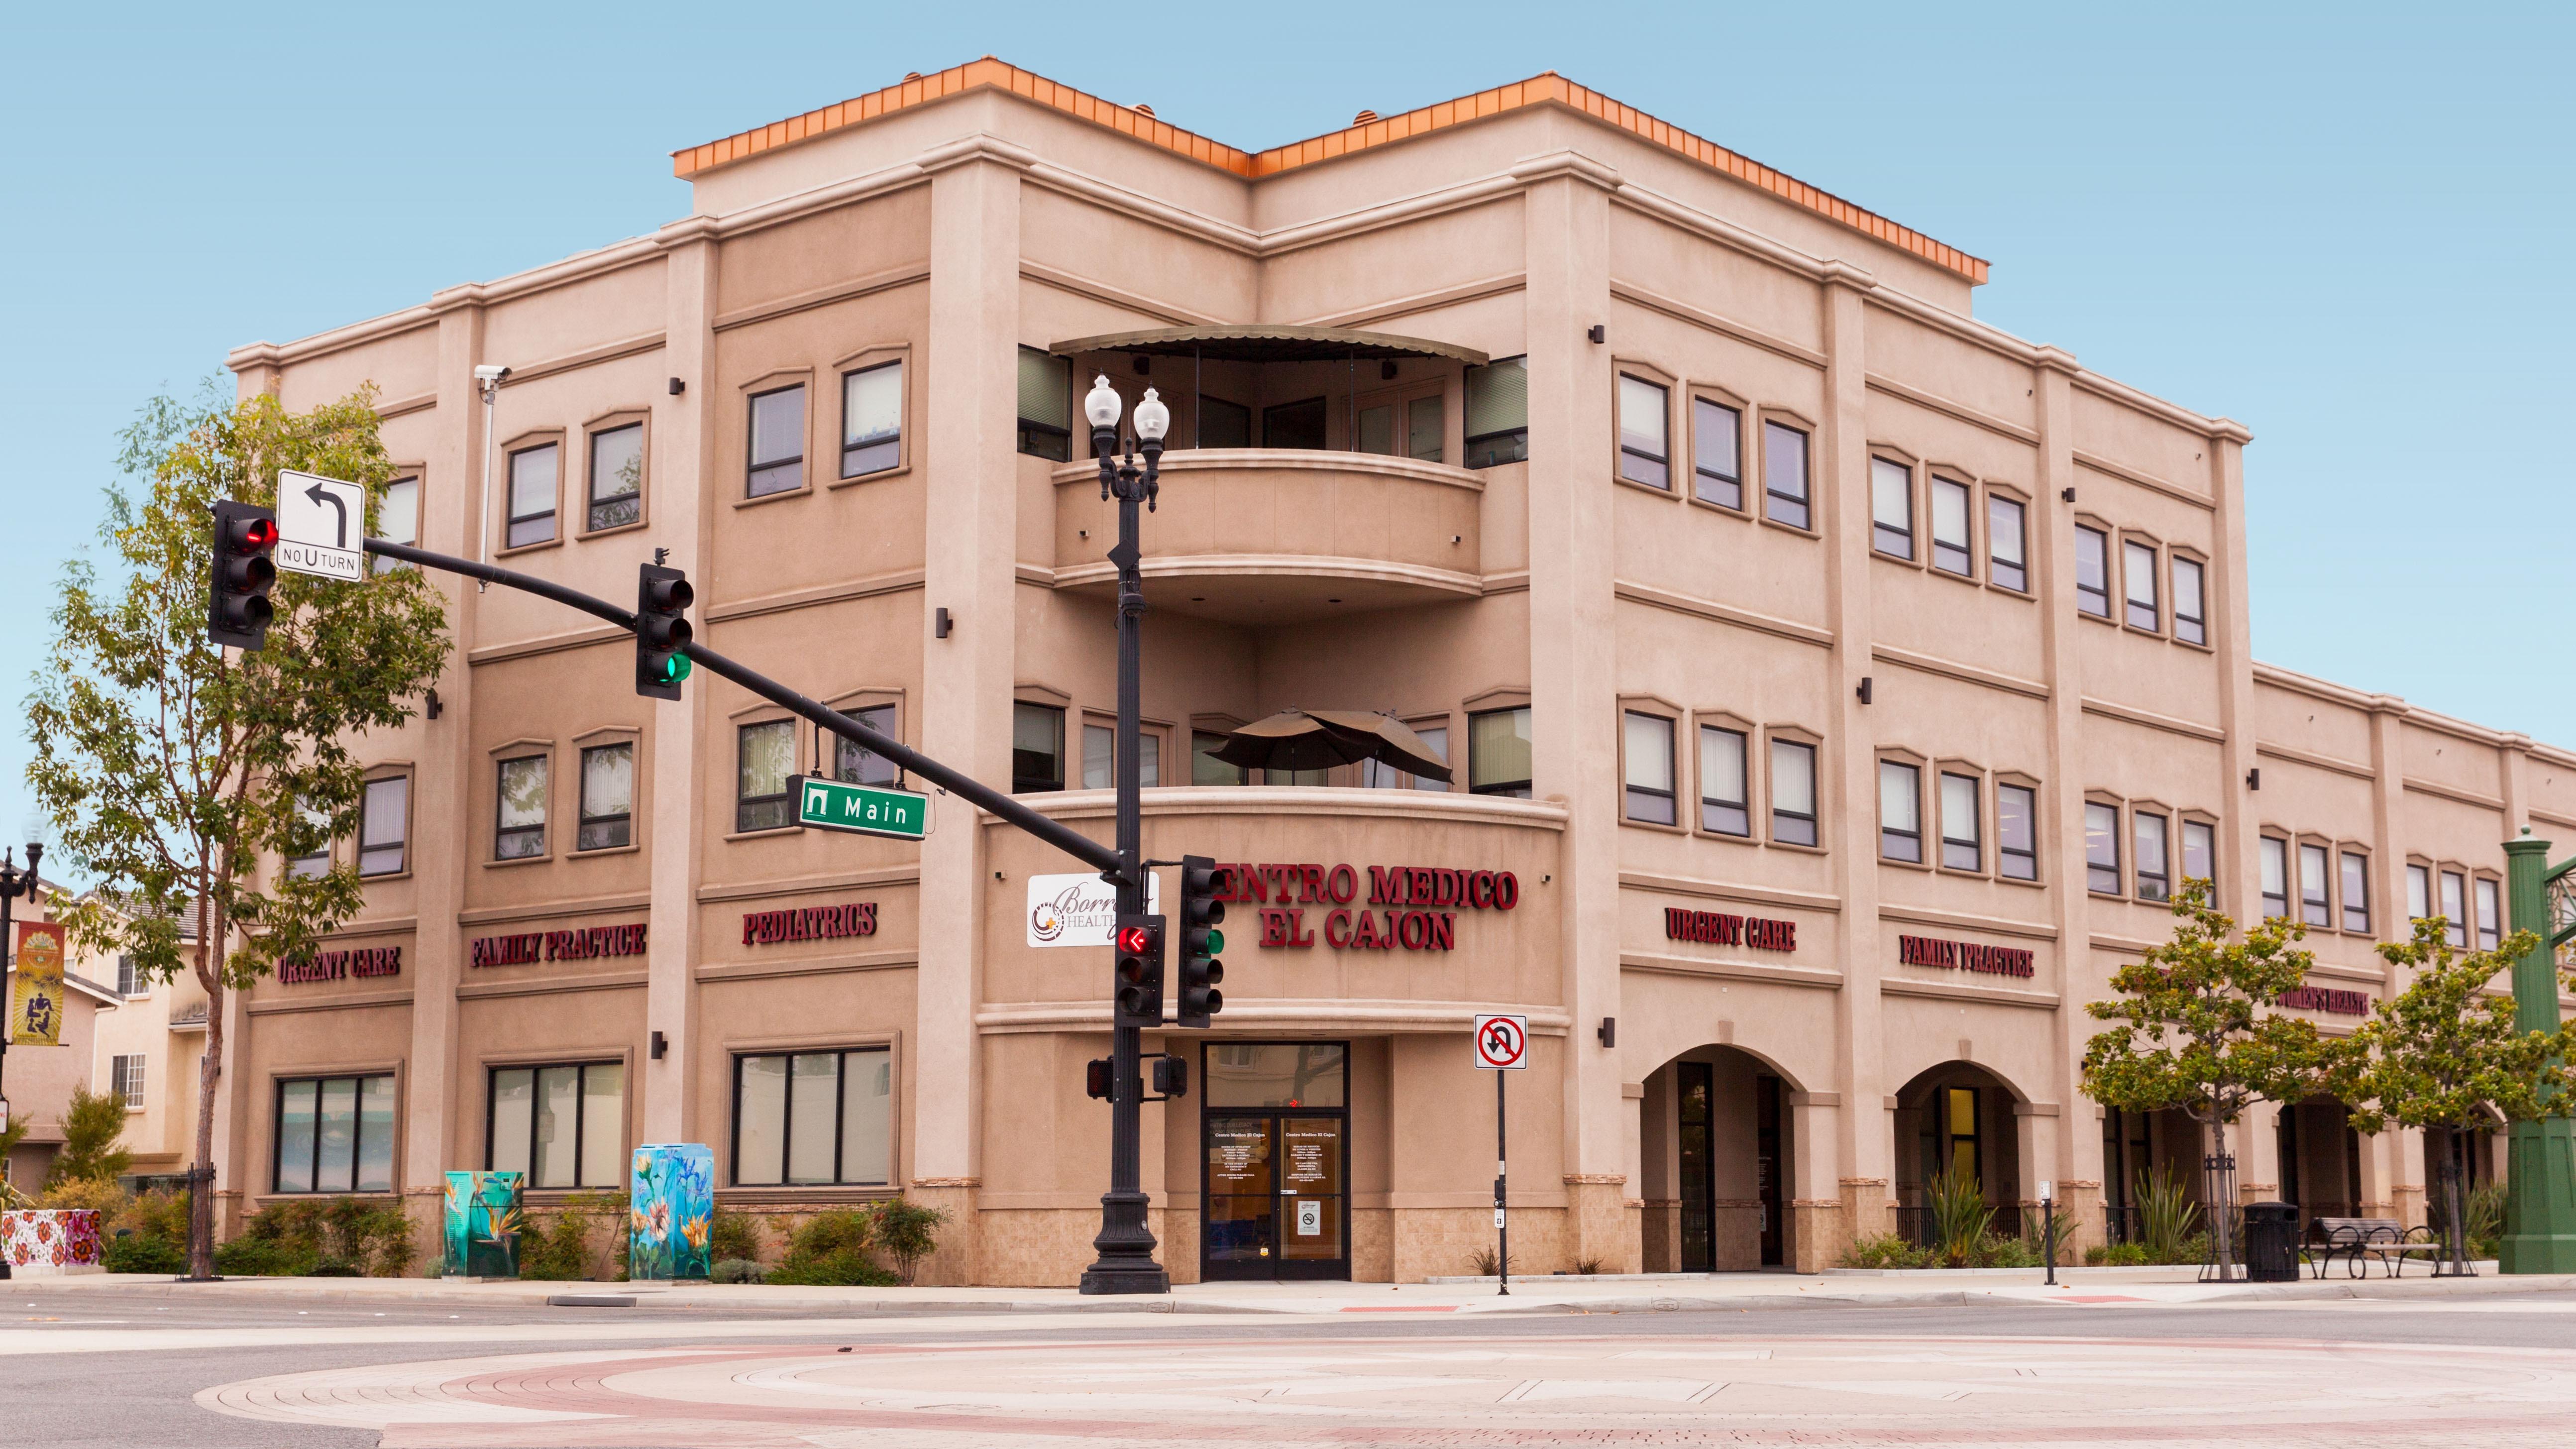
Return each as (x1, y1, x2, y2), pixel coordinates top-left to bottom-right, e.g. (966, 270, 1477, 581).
(209, 500, 280, 650)
(1151, 1054, 1188, 1098)
(1113, 913, 1164, 1029)
(635, 562, 694, 699)
(1085, 1058, 1112, 1100)
(1176, 855, 1226, 1027)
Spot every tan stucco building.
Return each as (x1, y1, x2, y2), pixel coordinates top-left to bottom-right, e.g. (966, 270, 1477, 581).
(215, 61, 2576, 1281)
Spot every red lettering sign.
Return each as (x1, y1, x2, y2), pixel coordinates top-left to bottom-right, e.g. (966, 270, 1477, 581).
(1895, 934, 2036, 979)
(1662, 907, 1798, 954)
(739, 902, 878, 947)
(2278, 985, 2370, 1016)
(278, 946, 403, 984)
(471, 923, 649, 968)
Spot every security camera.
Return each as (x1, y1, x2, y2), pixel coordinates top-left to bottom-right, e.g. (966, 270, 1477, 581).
(473, 364, 510, 383)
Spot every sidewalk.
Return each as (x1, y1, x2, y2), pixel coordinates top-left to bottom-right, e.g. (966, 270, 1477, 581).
(13, 1262, 2574, 1316)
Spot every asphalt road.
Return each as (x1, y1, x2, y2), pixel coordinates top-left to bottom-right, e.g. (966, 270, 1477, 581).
(12, 1287, 2576, 1448)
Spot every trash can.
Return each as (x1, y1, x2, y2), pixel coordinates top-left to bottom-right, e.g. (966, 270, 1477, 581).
(2242, 1201, 2301, 1282)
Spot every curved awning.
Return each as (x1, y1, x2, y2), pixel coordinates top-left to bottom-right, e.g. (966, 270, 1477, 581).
(1049, 324, 1488, 367)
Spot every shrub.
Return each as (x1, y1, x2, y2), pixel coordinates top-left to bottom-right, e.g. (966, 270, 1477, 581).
(519, 1192, 630, 1281)
(1468, 1246, 1501, 1277)
(39, 1176, 132, 1216)
(2134, 1164, 2202, 1266)
(218, 1196, 416, 1277)
(869, 1197, 947, 1285)
(104, 1234, 186, 1274)
(213, 1234, 306, 1276)
(44, 1084, 133, 1188)
(2088, 1241, 2149, 1267)
(709, 1207, 764, 1266)
(1840, 1233, 1933, 1269)
(712, 1257, 765, 1284)
(1925, 1170, 1993, 1268)
(2466, 1181, 2507, 1260)
(765, 1209, 898, 1287)
(123, 1188, 191, 1244)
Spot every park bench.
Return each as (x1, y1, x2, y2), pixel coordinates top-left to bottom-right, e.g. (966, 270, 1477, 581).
(2306, 1217, 2441, 1278)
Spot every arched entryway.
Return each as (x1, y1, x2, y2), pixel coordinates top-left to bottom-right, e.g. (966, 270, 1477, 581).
(1637, 1046, 1799, 1272)
(1892, 1062, 2024, 1245)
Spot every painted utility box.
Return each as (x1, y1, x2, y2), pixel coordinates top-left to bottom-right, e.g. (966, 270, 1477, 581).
(628, 1143, 713, 1281)
(442, 1170, 525, 1278)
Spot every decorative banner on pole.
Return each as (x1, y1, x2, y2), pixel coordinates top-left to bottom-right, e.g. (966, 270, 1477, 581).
(7, 921, 67, 1046)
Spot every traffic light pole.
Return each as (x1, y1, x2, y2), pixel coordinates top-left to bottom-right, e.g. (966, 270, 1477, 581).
(2502, 830, 2576, 1272)
(359, 539, 1123, 879)
(1079, 413, 1170, 1295)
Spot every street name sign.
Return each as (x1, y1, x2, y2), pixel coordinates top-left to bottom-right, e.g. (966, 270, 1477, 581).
(795, 775, 930, 841)
(1473, 1013, 1528, 1070)
(274, 469, 365, 581)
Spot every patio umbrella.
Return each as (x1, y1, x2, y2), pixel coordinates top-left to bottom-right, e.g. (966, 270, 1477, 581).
(1209, 710, 1454, 783)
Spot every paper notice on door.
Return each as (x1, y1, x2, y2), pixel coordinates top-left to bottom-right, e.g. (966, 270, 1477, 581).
(1296, 1198, 1323, 1236)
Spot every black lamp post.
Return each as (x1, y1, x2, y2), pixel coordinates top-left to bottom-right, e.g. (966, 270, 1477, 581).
(0, 841, 44, 1278)
(1078, 373, 1171, 1294)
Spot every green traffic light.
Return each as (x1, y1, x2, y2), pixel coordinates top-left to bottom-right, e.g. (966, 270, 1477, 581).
(657, 654, 693, 683)
(1204, 928, 1223, 955)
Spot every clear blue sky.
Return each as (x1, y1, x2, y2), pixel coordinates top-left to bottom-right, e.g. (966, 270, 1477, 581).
(2, 2, 2569, 859)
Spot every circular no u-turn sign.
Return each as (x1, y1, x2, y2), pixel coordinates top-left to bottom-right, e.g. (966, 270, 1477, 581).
(1474, 1013, 1528, 1070)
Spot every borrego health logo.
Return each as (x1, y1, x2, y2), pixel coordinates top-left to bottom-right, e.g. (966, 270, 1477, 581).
(1026, 872, 1160, 948)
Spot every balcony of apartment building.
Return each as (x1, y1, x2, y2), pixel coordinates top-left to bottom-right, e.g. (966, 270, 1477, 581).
(1030, 326, 1525, 623)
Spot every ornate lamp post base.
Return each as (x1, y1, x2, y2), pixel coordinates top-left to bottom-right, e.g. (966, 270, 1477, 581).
(2502, 1116, 2576, 1273)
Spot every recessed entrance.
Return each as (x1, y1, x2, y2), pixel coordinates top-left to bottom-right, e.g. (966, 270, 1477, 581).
(1200, 1041, 1349, 1281)
(1645, 1047, 1794, 1272)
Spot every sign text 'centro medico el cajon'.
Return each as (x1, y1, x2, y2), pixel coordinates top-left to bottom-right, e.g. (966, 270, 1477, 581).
(1217, 861, 1519, 953)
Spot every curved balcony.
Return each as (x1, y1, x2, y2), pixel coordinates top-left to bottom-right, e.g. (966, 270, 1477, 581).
(1052, 449, 1483, 622)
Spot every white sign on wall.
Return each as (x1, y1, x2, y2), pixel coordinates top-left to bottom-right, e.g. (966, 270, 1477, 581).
(1025, 871, 1161, 948)
(273, 469, 365, 581)
(1473, 1013, 1529, 1071)
(1295, 1198, 1323, 1237)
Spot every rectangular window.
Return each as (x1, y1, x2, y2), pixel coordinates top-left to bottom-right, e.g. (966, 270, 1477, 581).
(1262, 396, 1328, 450)
(1930, 478, 1972, 575)
(2124, 540, 2160, 631)
(1616, 376, 1669, 489)
(2172, 556, 2207, 645)
(833, 704, 899, 787)
(2299, 842, 2332, 927)
(1191, 730, 1246, 785)
(1196, 395, 1251, 448)
(586, 423, 643, 532)
(1693, 399, 1741, 508)
(1363, 723, 1449, 790)
(1939, 772, 1981, 871)
(495, 755, 547, 860)
(1462, 356, 1528, 468)
(748, 385, 806, 497)
(2407, 864, 2431, 921)
(2476, 877, 2501, 950)
(1081, 722, 1162, 790)
(1699, 725, 1749, 836)
(116, 954, 137, 997)
(1770, 738, 1818, 847)
(111, 1053, 146, 1110)
(1623, 712, 1676, 824)
(2076, 526, 2111, 617)
(2340, 851, 2370, 932)
(1998, 783, 2038, 881)
(736, 720, 795, 832)
(373, 475, 419, 574)
(1763, 421, 1811, 529)
(1011, 702, 1065, 793)
(1016, 347, 1071, 461)
(841, 359, 903, 478)
(488, 1062, 623, 1189)
(2183, 819, 2215, 901)
(358, 776, 408, 876)
(1988, 495, 2027, 592)
(286, 799, 330, 880)
(2261, 837, 2290, 918)
(2441, 870, 2469, 947)
(1469, 706, 1533, 798)
(577, 742, 634, 851)
(1879, 760, 1922, 863)
(2135, 811, 2170, 902)
(506, 443, 558, 547)
(732, 1047, 893, 1187)
(2085, 802, 2122, 894)
(275, 1073, 395, 1194)
(1871, 458, 1914, 559)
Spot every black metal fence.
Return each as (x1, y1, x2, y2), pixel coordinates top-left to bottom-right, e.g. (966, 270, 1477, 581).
(1894, 1203, 2026, 1249)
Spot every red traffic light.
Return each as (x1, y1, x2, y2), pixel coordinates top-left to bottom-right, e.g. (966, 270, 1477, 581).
(1115, 924, 1154, 954)
(236, 517, 279, 551)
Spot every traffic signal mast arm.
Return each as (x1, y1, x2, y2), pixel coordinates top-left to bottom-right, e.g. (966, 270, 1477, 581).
(359, 536, 1124, 879)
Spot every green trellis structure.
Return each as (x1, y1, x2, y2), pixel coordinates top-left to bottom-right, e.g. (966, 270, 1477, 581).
(2502, 830, 2576, 1272)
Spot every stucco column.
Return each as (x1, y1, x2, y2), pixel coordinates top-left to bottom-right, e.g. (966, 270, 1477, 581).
(1820, 268, 1886, 1257)
(2238, 1101, 2280, 1204)
(911, 150, 1026, 1283)
(2030, 351, 2107, 1243)
(1519, 154, 1630, 1274)
(642, 223, 717, 1146)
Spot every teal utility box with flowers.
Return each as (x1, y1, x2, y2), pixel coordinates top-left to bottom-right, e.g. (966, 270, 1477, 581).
(629, 1143, 714, 1281)
(441, 1171, 524, 1278)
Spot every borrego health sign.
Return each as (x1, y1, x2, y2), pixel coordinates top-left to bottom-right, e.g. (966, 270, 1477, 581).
(1026, 871, 1162, 949)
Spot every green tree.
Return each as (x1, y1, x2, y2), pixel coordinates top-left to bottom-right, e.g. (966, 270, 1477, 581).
(2335, 917, 2571, 1271)
(2081, 882, 2349, 1276)
(26, 385, 449, 1278)
(44, 1081, 133, 1187)
(0, 1109, 29, 1204)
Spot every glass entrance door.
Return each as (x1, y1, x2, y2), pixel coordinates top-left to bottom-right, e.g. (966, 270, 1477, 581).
(1201, 1042, 1350, 1281)
(1204, 1115, 1275, 1273)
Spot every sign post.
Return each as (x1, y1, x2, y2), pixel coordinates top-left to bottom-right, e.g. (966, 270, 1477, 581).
(2039, 1180, 2057, 1287)
(272, 469, 366, 581)
(1473, 1012, 1528, 1296)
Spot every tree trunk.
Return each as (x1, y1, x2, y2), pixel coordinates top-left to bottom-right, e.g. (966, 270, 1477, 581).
(187, 891, 221, 1280)
(2203, 1115, 2236, 1278)
(2442, 1155, 2467, 1273)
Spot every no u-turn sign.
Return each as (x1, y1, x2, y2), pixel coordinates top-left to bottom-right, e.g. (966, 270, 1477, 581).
(1473, 1013, 1527, 1070)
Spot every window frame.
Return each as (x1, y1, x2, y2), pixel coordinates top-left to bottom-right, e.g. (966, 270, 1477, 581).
(273, 1071, 397, 1196)
(2170, 550, 2210, 647)
(576, 739, 636, 852)
(1016, 346, 1073, 461)
(2406, 861, 2433, 923)
(2474, 874, 2502, 950)
(501, 437, 562, 551)
(285, 797, 333, 881)
(373, 472, 422, 574)
(111, 1052, 147, 1110)
(2259, 835, 2291, 920)
(1461, 354, 1529, 469)
(1620, 706, 1680, 827)
(1693, 714, 1754, 839)
(1937, 767, 1983, 874)
(1929, 475, 1974, 577)
(1985, 488, 2029, 594)
(2122, 534, 2164, 634)
(2440, 868, 2469, 947)
(1878, 755, 1926, 865)
(484, 1060, 625, 1190)
(2297, 839, 2333, 928)
(2074, 523, 2113, 619)
(728, 1044, 897, 1189)
(1012, 700, 1067, 794)
(837, 353, 906, 482)
(746, 382, 809, 499)
(1759, 416, 1815, 533)
(582, 414, 648, 536)
(2084, 798, 2124, 896)
(1614, 371, 1673, 492)
(2133, 806, 2171, 902)
(828, 699, 903, 788)
(1080, 713, 1170, 792)
(1870, 454, 1917, 562)
(1467, 704, 1534, 799)
(1996, 778, 2040, 883)
(1688, 392, 1746, 512)
(2337, 848, 2370, 934)
(1765, 730, 1821, 850)
(493, 752, 549, 863)
(2180, 814, 2218, 905)
(736, 718, 798, 833)
(358, 772, 411, 878)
